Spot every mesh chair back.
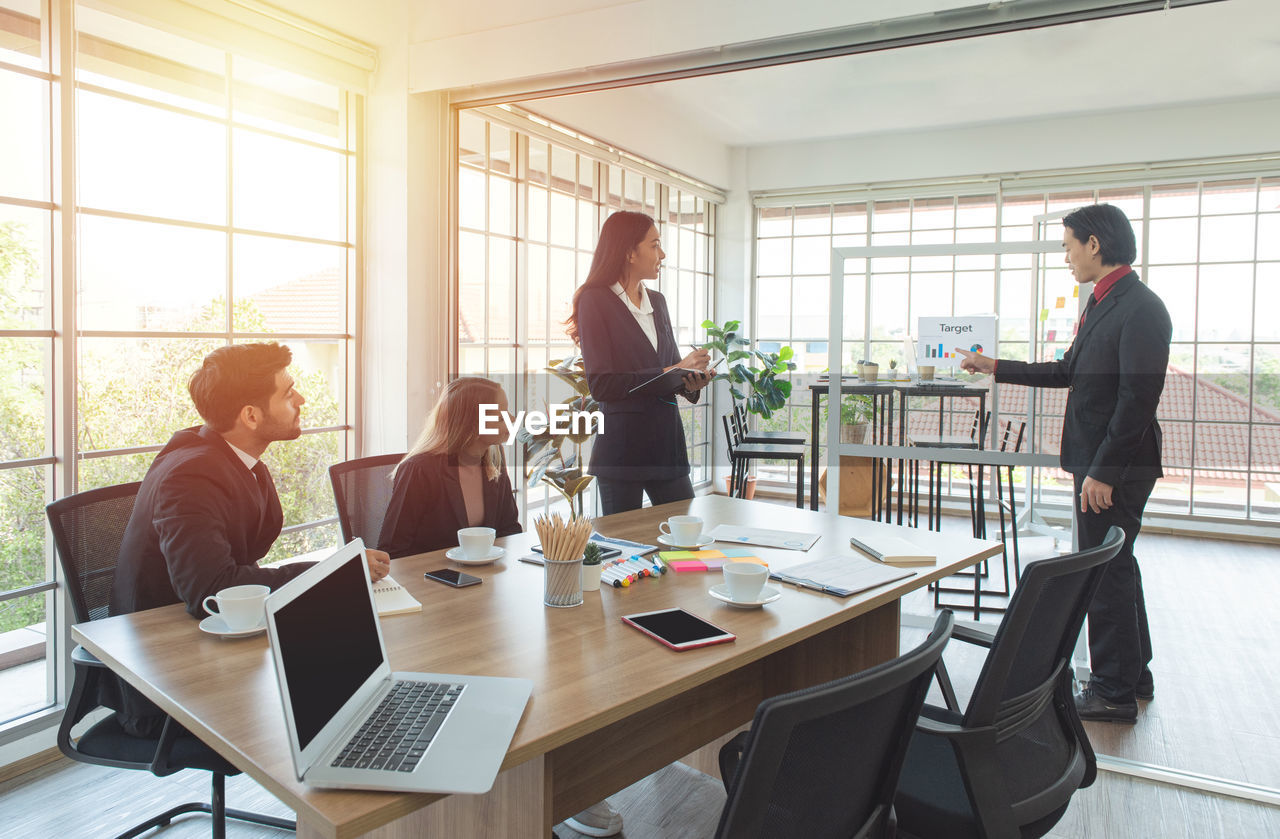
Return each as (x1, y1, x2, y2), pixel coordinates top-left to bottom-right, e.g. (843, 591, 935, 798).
(716, 611, 954, 839)
(46, 482, 142, 623)
(965, 527, 1123, 726)
(328, 453, 405, 545)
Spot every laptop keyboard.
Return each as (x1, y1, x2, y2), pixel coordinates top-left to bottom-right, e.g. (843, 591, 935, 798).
(331, 680, 464, 773)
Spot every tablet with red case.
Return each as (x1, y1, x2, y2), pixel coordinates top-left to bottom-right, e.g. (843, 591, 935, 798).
(621, 608, 736, 651)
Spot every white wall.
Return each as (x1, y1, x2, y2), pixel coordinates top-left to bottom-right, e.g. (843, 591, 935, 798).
(744, 94, 1280, 192)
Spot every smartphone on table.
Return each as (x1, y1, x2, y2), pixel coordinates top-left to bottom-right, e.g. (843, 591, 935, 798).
(424, 568, 482, 588)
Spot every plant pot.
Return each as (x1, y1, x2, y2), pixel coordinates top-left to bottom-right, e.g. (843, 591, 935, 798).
(581, 562, 603, 592)
(724, 475, 758, 500)
(543, 557, 584, 607)
(840, 422, 868, 445)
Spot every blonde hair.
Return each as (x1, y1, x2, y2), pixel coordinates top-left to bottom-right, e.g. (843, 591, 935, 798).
(396, 377, 505, 480)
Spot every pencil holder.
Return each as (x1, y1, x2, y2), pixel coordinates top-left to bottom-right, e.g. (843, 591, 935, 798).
(543, 556, 584, 608)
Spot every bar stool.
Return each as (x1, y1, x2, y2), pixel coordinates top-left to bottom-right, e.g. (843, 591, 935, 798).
(933, 419, 1027, 619)
(722, 414, 807, 508)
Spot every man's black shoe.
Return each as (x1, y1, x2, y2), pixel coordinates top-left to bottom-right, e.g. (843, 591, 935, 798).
(1075, 686, 1138, 724)
(1136, 672, 1154, 701)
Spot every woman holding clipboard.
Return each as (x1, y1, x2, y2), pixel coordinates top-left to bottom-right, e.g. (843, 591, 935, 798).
(568, 210, 713, 516)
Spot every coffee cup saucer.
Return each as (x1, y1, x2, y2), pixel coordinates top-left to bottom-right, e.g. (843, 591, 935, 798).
(199, 614, 267, 638)
(708, 583, 782, 609)
(446, 546, 505, 565)
(657, 533, 714, 550)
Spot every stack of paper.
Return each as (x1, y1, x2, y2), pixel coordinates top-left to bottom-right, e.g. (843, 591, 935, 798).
(770, 555, 912, 597)
(706, 525, 820, 551)
(372, 576, 422, 616)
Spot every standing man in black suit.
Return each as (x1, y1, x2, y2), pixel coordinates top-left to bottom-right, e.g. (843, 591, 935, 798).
(108, 342, 390, 735)
(956, 204, 1171, 723)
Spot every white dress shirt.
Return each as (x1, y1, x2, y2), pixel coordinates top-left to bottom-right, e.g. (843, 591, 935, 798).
(611, 281, 658, 352)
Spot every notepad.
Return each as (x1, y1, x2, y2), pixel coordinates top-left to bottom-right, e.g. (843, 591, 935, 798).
(848, 533, 936, 567)
(770, 555, 912, 597)
(372, 576, 422, 616)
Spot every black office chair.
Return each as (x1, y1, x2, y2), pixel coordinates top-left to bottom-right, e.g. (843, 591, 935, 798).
(721, 415, 807, 508)
(714, 611, 955, 839)
(732, 403, 807, 446)
(328, 452, 405, 545)
(48, 482, 295, 839)
(894, 527, 1126, 839)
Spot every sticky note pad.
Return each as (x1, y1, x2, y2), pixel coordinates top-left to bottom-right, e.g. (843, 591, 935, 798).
(688, 550, 725, 559)
(1039, 308, 1049, 321)
(1046, 329, 1056, 342)
(720, 549, 757, 558)
(659, 551, 698, 560)
(1055, 296, 1065, 308)
(667, 560, 709, 572)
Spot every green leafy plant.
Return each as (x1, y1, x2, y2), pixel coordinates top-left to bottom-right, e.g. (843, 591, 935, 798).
(516, 354, 600, 519)
(582, 541, 603, 566)
(836, 393, 875, 426)
(700, 319, 796, 419)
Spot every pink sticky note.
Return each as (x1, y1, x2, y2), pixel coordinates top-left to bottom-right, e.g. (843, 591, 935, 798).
(667, 560, 708, 572)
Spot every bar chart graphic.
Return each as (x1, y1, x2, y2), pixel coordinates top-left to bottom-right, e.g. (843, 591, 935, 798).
(917, 316, 997, 365)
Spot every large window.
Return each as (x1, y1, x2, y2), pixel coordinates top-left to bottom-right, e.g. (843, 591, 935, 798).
(755, 170, 1280, 526)
(0, 0, 365, 735)
(457, 108, 717, 516)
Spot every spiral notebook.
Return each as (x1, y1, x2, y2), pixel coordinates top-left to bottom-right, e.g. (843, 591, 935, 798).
(372, 576, 422, 616)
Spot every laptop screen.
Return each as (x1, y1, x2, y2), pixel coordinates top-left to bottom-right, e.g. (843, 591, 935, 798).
(272, 552, 384, 750)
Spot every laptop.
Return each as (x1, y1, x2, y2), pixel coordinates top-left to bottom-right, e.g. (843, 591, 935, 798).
(264, 539, 533, 793)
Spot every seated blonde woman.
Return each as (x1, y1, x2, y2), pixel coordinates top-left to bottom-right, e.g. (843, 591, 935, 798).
(378, 377, 520, 559)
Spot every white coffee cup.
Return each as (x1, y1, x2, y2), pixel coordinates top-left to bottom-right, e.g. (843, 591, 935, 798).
(660, 515, 704, 546)
(458, 526, 496, 560)
(202, 584, 269, 631)
(722, 561, 769, 603)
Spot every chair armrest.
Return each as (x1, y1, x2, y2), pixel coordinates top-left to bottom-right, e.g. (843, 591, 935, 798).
(951, 624, 995, 648)
(72, 645, 105, 667)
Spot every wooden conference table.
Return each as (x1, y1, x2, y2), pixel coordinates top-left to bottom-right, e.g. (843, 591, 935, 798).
(73, 495, 1001, 839)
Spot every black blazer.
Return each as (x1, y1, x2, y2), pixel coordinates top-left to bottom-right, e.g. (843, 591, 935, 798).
(107, 424, 312, 735)
(576, 284, 699, 482)
(377, 451, 522, 559)
(111, 425, 310, 619)
(996, 272, 1171, 484)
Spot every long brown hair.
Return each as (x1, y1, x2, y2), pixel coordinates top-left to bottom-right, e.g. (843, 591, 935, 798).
(396, 377, 505, 480)
(565, 210, 655, 344)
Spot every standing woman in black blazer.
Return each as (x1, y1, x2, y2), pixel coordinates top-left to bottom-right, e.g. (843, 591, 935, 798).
(569, 210, 714, 515)
(378, 377, 521, 559)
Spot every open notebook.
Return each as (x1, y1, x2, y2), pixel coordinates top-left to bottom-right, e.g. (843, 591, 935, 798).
(372, 576, 421, 616)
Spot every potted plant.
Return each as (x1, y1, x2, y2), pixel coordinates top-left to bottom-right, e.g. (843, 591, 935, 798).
(700, 320, 797, 498)
(837, 393, 875, 444)
(517, 354, 600, 519)
(581, 541, 604, 592)
(701, 319, 796, 420)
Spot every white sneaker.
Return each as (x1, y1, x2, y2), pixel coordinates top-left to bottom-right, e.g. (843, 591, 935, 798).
(564, 800, 624, 837)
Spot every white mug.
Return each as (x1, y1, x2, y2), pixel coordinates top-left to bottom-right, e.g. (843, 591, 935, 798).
(660, 515, 704, 546)
(723, 561, 768, 603)
(202, 584, 269, 631)
(458, 526, 496, 559)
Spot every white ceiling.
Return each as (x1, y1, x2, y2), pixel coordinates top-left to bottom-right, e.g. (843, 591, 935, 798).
(528, 0, 1280, 149)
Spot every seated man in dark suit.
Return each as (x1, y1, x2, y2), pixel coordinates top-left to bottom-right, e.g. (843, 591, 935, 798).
(107, 341, 390, 735)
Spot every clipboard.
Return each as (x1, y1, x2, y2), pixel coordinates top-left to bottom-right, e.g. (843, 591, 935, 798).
(627, 357, 722, 397)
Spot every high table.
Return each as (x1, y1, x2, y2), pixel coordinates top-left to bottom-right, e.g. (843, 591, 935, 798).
(72, 496, 1001, 839)
(807, 380, 989, 522)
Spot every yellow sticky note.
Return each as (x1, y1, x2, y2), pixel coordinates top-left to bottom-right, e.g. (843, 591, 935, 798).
(1073, 286, 1079, 298)
(1055, 296, 1066, 308)
(1039, 308, 1050, 321)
